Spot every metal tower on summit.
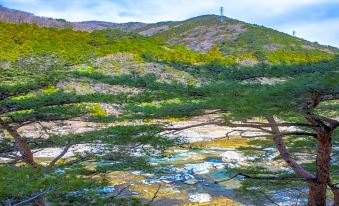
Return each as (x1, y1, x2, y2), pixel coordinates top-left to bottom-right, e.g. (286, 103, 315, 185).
(219, 6, 225, 22)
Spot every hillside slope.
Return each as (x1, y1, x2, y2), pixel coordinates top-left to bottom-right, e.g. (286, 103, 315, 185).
(136, 15, 338, 64)
(0, 6, 338, 65)
(0, 6, 147, 31)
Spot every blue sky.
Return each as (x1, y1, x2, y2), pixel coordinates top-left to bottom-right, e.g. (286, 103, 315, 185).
(1, 0, 338, 47)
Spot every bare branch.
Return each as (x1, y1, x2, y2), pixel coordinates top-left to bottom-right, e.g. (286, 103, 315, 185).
(149, 184, 162, 203)
(37, 121, 53, 138)
(258, 190, 280, 206)
(280, 132, 317, 138)
(10, 188, 53, 206)
(165, 122, 223, 132)
(223, 120, 272, 133)
(48, 143, 73, 167)
(114, 184, 132, 197)
(165, 120, 272, 133)
(13, 121, 34, 130)
(214, 173, 242, 183)
(215, 173, 309, 183)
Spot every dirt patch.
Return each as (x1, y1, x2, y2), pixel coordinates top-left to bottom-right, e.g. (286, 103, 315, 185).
(168, 24, 246, 53)
(264, 44, 284, 51)
(139, 25, 170, 36)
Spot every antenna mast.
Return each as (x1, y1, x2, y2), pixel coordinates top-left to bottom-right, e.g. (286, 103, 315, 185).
(219, 6, 225, 22)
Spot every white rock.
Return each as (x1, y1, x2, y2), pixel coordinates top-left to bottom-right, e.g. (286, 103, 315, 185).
(182, 162, 225, 175)
(189, 193, 211, 203)
(132, 171, 142, 175)
(221, 151, 246, 164)
(212, 162, 225, 169)
(32, 144, 107, 158)
(183, 163, 211, 174)
(185, 178, 199, 185)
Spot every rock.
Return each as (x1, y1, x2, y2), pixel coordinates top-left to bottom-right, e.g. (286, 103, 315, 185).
(55, 168, 65, 174)
(143, 173, 196, 184)
(184, 174, 195, 180)
(184, 178, 199, 185)
(182, 162, 225, 174)
(189, 193, 211, 203)
(96, 186, 115, 194)
(139, 25, 169, 36)
(132, 171, 142, 175)
(221, 151, 246, 164)
(161, 179, 173, 184)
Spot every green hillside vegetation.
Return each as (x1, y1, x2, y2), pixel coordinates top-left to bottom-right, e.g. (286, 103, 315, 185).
(0, 16, 338, 205)
(144, 15, 337, 64)
(0, 22, 229, 65)
(1, 19, 337, 66)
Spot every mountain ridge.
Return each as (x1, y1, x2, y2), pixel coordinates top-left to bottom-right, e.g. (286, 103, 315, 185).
(0, 6, 338, 65)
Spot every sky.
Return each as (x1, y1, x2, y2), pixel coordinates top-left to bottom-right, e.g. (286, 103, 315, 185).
(0, 0, 338, 47)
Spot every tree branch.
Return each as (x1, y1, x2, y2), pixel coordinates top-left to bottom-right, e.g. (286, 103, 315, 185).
(48, 143, 73, 167)
(215, 173, 309, 184)
(9, 188, 53, 206)
(266, 116, 315, 179)
(114, 184, 132, 197)
(149, 184, 162, 203)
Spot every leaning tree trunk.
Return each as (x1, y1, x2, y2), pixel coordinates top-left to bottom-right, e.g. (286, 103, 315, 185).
(308, 130, 332, 206)
(0, 118, 47, 205)
(0, 117, 36, 165)
(266, 116, 329, 205)
(266, 116, 315, 178)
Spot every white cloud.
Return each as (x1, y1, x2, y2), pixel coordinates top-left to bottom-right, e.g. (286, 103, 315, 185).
(1, 0, 337, 22)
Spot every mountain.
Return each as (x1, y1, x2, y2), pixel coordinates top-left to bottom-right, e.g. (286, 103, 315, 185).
(0, 6, 338, 65)
(135, 15, 338, 64)
(0, 6, 147, 31)
(1, 6, 339, 205)
(75, 21, 147, 32)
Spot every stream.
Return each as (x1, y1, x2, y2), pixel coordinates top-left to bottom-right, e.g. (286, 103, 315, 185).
(94, 143, 308, 206)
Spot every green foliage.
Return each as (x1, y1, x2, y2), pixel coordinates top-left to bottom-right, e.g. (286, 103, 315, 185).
(219, 23, 335, 63)
(125, 98, 207, 119)
(47, 125, 177, 149)
(1, 15, 338, 205)
(0, 53, 67, 99)
(0, 165, 100, 201)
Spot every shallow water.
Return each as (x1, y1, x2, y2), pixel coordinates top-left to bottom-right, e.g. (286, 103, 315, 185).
(63, 141, 308, 205)
(134, 145, 308, 205)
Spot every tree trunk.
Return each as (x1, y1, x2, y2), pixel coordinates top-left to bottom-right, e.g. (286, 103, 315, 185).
(316, 130, 331, 186)
(308, 181, 327, 206)
(307, 130, 332, 206)
(330, 187, 339, 206)
(0, 117, 36, 165)
(266, 116, 315, 179)
(266, 116, 329, 205)
(0, 118, 47, 205)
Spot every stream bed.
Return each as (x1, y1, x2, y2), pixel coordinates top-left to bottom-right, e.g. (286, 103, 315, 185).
(93, 142, 308, 206)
